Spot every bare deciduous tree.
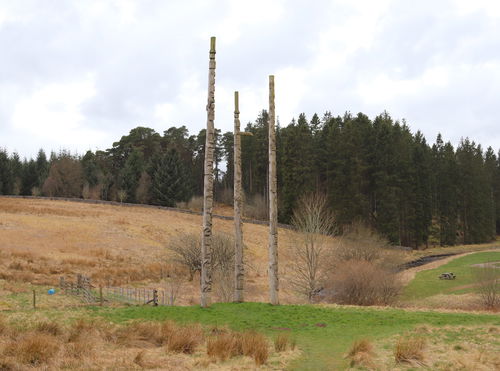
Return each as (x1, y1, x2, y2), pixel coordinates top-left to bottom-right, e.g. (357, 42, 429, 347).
(167, 233, 200, 281)
(474, 264, 499, 310)
(290, 193, 335, 302)
(167, 232, 235, 284)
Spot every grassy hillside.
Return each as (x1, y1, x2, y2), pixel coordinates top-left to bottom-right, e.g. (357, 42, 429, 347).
(0, 197, 309, 304)
(1, 197, 499, 369)
(402, 251, 500, 301)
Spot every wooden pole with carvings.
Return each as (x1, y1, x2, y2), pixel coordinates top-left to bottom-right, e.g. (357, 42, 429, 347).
(201, 36, 216, 308)
(233, 91, 243, 302)
(268, 75, 279, 305)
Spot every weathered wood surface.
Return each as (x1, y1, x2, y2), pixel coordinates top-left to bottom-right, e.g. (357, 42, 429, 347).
(268, 75, 279, 305)
(201, 36, 216, 308)
(233, 91, 244, 302)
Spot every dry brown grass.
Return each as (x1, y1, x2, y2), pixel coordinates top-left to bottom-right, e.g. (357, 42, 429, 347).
(369, 325, 499, 371)
(394, 335, 426, 365)
(36, 320, 63, 336)
(207, 331, 243, 361)
(274, 333, 291, 352)
(166, 323, 203, 354)
(345, 338, 375, 369)
(0, 196, 304, 304)
(4, 332, 60, 366)
(241, 330, 270, 365)
(0, 313, 296, 370)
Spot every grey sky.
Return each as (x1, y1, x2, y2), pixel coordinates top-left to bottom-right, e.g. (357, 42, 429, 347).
(1, 0, 499, 159)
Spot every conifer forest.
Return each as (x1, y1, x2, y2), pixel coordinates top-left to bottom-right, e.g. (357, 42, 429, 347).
(1, 110, 499, 249)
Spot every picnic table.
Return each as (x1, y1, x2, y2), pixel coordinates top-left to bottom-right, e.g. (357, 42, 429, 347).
(438, 272, 456, 280)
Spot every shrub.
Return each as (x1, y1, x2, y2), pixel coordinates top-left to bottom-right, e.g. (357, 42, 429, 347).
(334, 221, 389, 262)
(394, 336, 426, 364)
(324, 259, 402, 305)
(474, 265, 499, 310)
(167, 231, 235, 283)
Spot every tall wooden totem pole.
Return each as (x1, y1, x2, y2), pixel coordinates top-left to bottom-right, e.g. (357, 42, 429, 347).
(201, 37, 216, 308)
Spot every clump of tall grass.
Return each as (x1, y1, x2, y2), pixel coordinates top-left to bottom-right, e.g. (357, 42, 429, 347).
(394, 336, 426, 364)
(166, 323, 204, 354)
(274, 333, 292, 352)
(345, 338, 375, 368)
(4, 332, 60, 366)
(241, 330, 269, 365)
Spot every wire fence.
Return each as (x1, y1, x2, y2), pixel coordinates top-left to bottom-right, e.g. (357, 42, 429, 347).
(60, 274, 179, 307)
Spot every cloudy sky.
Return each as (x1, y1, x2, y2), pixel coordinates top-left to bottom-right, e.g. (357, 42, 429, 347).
(1, 0, 499, 159)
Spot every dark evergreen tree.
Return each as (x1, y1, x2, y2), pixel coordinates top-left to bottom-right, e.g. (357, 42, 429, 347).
(0, 148, 13, 194)
(35, 149, 49, 189)
(149, 149, 192, 207)
(119, 148, 144, 203)
(21, 159, 38, 195)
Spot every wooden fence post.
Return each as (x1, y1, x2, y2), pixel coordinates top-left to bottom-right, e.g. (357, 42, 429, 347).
(99, 286, 103, 306)
(32, 290, 36, 310)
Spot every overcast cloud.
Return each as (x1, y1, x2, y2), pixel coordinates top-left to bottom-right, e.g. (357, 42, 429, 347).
(1, 0, 499, 158)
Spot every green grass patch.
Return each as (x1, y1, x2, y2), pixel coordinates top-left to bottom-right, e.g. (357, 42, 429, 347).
(401, 251, 500, 301)
(87, 302, 499, 370)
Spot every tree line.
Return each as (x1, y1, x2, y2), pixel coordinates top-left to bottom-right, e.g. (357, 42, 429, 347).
(1, 110, 498, 248)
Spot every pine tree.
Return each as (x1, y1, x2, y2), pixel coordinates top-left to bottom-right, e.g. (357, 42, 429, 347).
(484, 147, 497, 239)
(21, 159, 38, 195)
(433, 137, 459, 246)
(149, 150, 191, 207)
(0, 149, 13, 194)
(35, 149, 49, 189)
(120, 149, 144, 203)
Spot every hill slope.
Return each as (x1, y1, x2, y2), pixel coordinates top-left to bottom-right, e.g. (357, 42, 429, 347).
(0, 197, 304, 304)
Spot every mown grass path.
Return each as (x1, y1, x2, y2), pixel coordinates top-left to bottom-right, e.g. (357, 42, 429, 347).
(90, 303, 499, 370)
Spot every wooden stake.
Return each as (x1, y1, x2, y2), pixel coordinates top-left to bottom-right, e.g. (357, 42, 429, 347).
(201, 36, 216, 308)
(99, 286, 103, 306)
(32, 289, 36, 310)
(268, 75, 279, 305)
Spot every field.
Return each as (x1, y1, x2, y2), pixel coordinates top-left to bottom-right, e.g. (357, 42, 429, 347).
(0, 197, 309, 305)
(400, 251, 500, 310)
(2, 303, 498, 370)
(1, 197, 499, 370)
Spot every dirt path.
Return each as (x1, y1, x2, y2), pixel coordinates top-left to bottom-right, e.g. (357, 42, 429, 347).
(471, 261, 500, 269)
